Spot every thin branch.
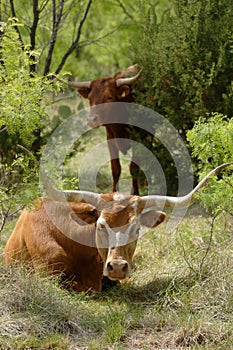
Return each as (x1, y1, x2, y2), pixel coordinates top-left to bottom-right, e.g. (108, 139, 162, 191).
(0, 210, 7, 234)
(30, 0, 40, 74)
(113, 0, 136, 21)
(178, 229, 197, 275)
(30, 0, 39, 51)
(0, 203, 13, 235)
(38, 0, 77, 68)
(55, 0, 93, 74)
(178, 214, 217, 276)
(50, 93, 78, 104)
(199, 214, 216, 272)
(9, 0, 25, 49)
(60, 0, 79, 24)
(78, 25, 121, 48)
(0, 205, 24, 236)
(0, 127, 7, 134)
(39, 0, 50, 12)
(43, 0, 65, 75)
(17, 144, 39, 166)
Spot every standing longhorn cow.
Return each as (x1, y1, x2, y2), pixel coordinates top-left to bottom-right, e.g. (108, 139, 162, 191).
(68, 64, 143, 195)
(4, 163, 232, 292)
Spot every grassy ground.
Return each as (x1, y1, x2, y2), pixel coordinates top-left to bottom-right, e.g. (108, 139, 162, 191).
(1, 98, 232, 348)
(0, 208, 233, 350)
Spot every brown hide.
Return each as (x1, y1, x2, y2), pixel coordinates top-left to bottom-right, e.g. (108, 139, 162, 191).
(71, 65, 142, 195)
(4, 193, 166, 293)
(4, 198, 103, 292)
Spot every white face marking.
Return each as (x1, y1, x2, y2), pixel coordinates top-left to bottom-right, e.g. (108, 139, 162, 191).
(113, 193, 126, 202)
(96, 215, 138, 249)
(132, 198, 138, 216)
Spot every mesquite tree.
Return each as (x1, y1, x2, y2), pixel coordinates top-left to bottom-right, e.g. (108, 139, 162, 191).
(3, 0, 93, 75)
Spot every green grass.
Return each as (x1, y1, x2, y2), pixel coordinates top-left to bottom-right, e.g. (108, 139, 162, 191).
(0, 209, 233, 349)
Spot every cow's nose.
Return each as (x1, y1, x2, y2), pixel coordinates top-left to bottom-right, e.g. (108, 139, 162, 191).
(106, 259, 129, 280)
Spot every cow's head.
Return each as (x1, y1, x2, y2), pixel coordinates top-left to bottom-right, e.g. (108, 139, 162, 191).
(95, 193, 166, 280)
(42, 162, 233, 282)
(68, 64, 142, 128)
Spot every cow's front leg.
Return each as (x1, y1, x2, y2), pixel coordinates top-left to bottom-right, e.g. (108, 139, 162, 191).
(107, 134, 121, 192)
(130, 160, 140, 195)
(111, 157, 121, 192)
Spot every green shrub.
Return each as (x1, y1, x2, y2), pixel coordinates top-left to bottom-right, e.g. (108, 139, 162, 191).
(187, 113, 233, 215)
(133, 0, 233, 192)
(0, 19, 60, 232)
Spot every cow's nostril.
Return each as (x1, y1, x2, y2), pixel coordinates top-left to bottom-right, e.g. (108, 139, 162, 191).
(122, 262, 128, 273)
(107, 261, 113, 272)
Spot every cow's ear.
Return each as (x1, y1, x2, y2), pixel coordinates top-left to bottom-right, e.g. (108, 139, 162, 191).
(77, 87, 91, 99)
(118, 85, 130, 98)
(140, 210, 166, 228)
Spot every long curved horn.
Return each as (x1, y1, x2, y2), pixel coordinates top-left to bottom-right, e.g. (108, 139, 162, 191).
(40, 172, 106, 209)
(116, 68, 143, 87)
(114, 64, 139, 79)
(68, 80, 92, 89)
(141, 162, 233, 209)
(55, 77, 91, 89)
(61, 190, 107, 209)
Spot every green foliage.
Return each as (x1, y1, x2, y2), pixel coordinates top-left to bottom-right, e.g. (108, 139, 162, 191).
(0, 0, 141, 78)
(187, 113, 233, 165)
(135, 0, 233, 126)
(0, 20, 51, 145)
(0, 152, 39, 210)
(0, 19, 58, 230)
(133, 0, 233, 192)
(187, 113, 233, 215)
(67, 1, 172, 78)
(68, 0, 138, 78)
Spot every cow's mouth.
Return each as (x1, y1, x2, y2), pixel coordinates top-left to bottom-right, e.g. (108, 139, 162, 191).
(108, 275, 128, 281)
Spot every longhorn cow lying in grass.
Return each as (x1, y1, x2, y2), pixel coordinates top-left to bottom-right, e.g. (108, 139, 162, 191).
(68, 64, 143, 195)
(4, 163, 232, 293)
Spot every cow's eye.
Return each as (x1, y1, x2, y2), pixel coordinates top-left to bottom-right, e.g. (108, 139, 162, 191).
(136, 228, 140, 236)
(97, 224, 104, 231)
(129, 227, 140, 242)
(107, 95, 113, 101)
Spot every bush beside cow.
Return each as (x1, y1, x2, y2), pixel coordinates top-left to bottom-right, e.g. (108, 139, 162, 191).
(4, 163, 232, 293)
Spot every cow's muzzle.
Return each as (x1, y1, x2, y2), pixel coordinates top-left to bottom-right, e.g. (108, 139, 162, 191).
(104, 259, 130, 280)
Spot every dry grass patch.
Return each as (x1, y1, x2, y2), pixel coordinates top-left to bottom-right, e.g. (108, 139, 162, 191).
(0, 210, 233, 349)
